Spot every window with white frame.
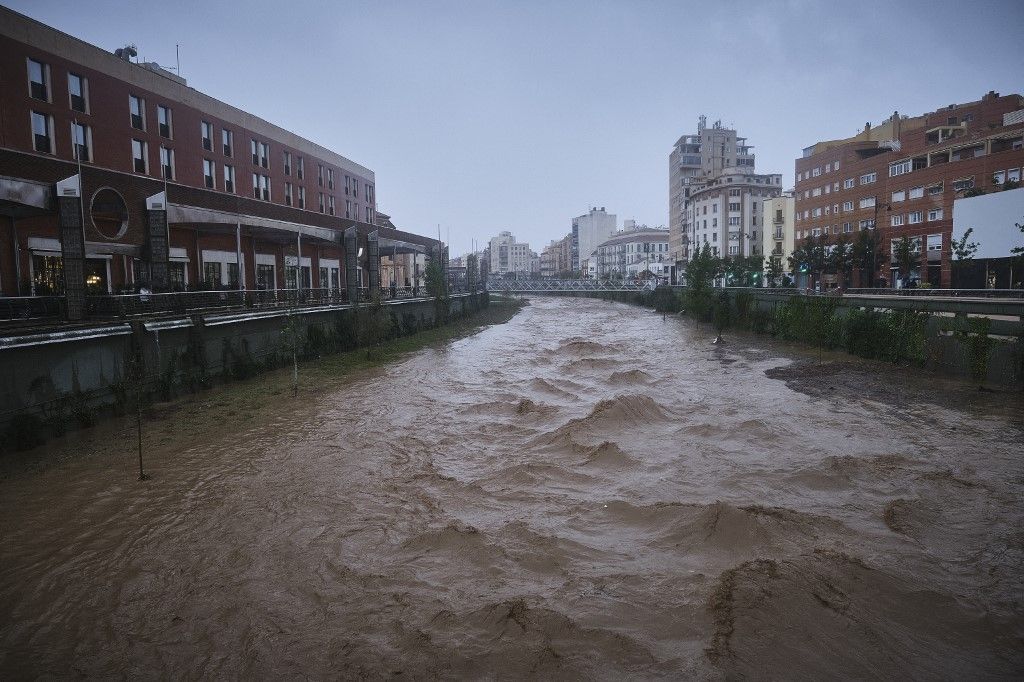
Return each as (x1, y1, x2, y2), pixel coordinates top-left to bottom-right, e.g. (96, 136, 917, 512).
(909, 186, 924, 199)
(908, 211, 923, 224)
(201, 121, 213, 151)
(159, 146, 175, 179)
(132, 139, 148, 173)
(28, 58, 50, 101)
(891, 214, 904, 227)
(223, 164, 235, 193)
(844, 178, 855, 189)
(71, 121, 91, 161)
(129, 95, 145, 130)
(892, 190, 906, 202)
(68, 72, 88, 112)
(203, 159, 215, 188)
(1009, 168, 1021, 182)
(812, 167, 821, 177)
(31, 111, 53, 153)
(993, 170, 1006, 184)
(889, 160, 912, 177)
(859, 196, 876, 209)
(297, 186, 305, 209)
(927, 208, 943, 221)
(222, 129, 233, 156)
(157, 105, 172, 138)
(860, 172, 877, 184)
(842, 200, 853, 211)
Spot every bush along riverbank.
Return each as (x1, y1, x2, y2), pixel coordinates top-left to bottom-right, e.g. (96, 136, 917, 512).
(2, 292, 524, 456)
(597, 287, 1023, 389)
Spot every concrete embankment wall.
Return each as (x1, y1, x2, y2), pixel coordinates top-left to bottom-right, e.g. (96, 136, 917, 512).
(524, 288, 1024, 388)
(0, 293, 485, 441)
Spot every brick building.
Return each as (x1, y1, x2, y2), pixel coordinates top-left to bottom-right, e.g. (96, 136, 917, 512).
(0, 7, 441, 318)
(794, 91, 1024, 287)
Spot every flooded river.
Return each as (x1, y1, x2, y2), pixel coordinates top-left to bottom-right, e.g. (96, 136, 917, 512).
(2, 297, 1023, 679)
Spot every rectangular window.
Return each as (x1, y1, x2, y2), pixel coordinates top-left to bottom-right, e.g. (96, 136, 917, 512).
(812, 167, 821, 177)
(1009, 168, 1021, 182)
(31, 111, 53, 153)
(132, 139, 148, 173)
(952, 177, 974, 192)
(28, 58, 49, 101)
(203, 159, 215, 188)
(843, 222, 852, 233)
(129, 95, 145, 130)
(297, 186, 306, 209)
(891, 214, 904, 227)
(345, 175, 351, 195)
(297, 156, 304, 179)
(352, 178, 358, 196)
(68, 72, 87, 112)
(71, 122, 91, 161)
(345, 199, 352, 218)
(908, 211, 923, 224)
(927, 208, 943, 221)
(251, 139, 259, 165)
(842, 200, 853, 211)
(201, 121, 213, 151)
(223, 164, 235, 193)
(318, 192, 325, 213)
(283, 151, 292, 176)
(328, 195, 335, 215)
(844, 178, 855, 189)
(859, 219, 875, 230)
(993, 170, 1006, 185)
(317, 164, 324, 187)
(259, 142, 269, 169)
(860, 172, 877, 184)
(253, 172, 259, 199)
(222, 129, 233, 156)
(927, 183, 943, 195)
(909, 186, 924, 199)
(157, 105, 172, 138)
(284, 182, 293, 206)
(928, 234, 942, 253)
(261, 175, 270, 201)
(889, 160, 912, 177)
(859, 196, 876, 209)
(159, 146, 174, 179)
(892, 190, 906, 203)
(728, 202, 740, 211)
(328, 168, 335, 190)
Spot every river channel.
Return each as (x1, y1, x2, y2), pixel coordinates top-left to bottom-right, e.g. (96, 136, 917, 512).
(2, 297, 1022, 679)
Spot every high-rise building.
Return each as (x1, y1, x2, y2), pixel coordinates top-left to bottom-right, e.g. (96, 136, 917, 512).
(669, 116, 756, 266)
(760, 191, 796, 282)
(794, 91, 1024, 287)
(571, 207, 617, 273)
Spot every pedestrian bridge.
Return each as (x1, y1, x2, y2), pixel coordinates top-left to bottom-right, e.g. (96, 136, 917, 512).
(486, 278, 658, 293)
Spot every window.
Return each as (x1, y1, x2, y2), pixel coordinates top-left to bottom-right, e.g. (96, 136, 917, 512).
(129, 95, 145, 130)
(712, 218, 718, 227)
(993, 170, 1006, 184)
(157, 105, 172, 138)
(297, 186, 306, 209)
(909, 186, 924, 199)
(68, 73, 87, 112)
(860, 172, 877, 184)
(842, 200, 853, 212)
(927, 183, 943, 195)
(223, 164, 235, 193)
(159, 146, 175, 179)
(318, 192, 325, 213)
(328, 195, 336, 215)
(260, 175, 270, 200)
(928, 234, 942, 253)
(908, 211, 923, 224)
(201, 121, 213, 151)
(834, 160, 839, 171)
(891, 214, 904, 227)
(352, 178, 359, 196)
(345, 199, 352, 218)
(859, 196, 876, 209)
(251, 139, 259, 165)
(812, 187, 822, 197)
(283, 151, 292, 175)
(889, 160, 912, 177)
(328, 168, 335, 190)
(728, 188, 741, 197)
(1009, 168, 1021, 183)
(222, 129, 233, 156)
(952, 177, 974, 192)
(284, 182, 293, 206)
(132, 139, 148, 173)
(927, 208, 943, 221)
(728, 216, 741, 226)
(843, 222, 852, 233)
(31, 111, 53, 153)
(253, 172, 259, 198)
(345, 175, 351, 195)
(71, 122, 91, 161)
(892, 190, 906, 202)
(859, 219, 875, 230)
(297, 156, 304, 179)
(27, 58, 49, 101)
(812, 167, 821, 177)
(203, 159, 215, 188)
(259, 142, 269, 168)
(728, 202, 740, 211)
(825, 163, 832, 173)
(317, 164, 324, 187)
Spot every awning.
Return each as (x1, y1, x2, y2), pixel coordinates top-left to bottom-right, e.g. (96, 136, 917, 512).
(0, 175, 52, 217)
(167, 203, 340, 243)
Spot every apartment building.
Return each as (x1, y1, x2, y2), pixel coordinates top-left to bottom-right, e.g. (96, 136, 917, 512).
(794, 91, 1024, 287)
(669, 116, 756, 264)
(0, 7, 439, 317)
(687, 168, 783, 259)
(571, 207, 617, 273)
(760, 191, 795, 280)
(593, 228, 671, 279)
(488, 231, 536, 276)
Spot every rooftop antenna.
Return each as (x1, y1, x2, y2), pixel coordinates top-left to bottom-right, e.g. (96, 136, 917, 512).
(176, 44, 180, 78)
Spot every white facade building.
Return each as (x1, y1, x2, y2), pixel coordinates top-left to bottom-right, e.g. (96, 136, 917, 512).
(761, 191, 796, 281)
(488, 231, 536, 276)
(593, 228, 671, 279)
(571, 207, 617, 273)
(688, 168, 782, 260)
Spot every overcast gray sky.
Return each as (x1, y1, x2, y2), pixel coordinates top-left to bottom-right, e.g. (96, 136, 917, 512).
(10, 0, 1024, 256)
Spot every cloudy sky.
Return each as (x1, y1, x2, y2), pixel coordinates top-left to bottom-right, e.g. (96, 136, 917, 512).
(11, 0, 1024, 256)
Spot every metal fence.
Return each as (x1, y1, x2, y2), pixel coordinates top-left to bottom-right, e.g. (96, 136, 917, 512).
(0, 296, 65, 322)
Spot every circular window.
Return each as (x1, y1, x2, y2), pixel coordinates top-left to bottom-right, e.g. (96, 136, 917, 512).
(90, 187, 130, 240)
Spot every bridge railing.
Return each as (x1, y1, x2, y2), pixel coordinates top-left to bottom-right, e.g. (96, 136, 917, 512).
(486, 278, 659, 292)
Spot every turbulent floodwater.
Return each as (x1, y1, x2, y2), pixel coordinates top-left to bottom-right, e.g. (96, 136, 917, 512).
(2, 297, 1023, 679)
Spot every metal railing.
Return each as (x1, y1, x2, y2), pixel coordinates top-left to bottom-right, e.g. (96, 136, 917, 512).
(845, 288, 1024, 299)
(0, 296, 66, 322)
(487, 278, 659, 293)
(82, 288, 355, 318)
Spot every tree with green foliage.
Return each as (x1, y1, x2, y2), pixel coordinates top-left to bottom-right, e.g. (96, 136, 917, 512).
(952, 227, 979, 261)
(1012, 218, 1024, 257)
(893, 236, 920, 284)
(686, 242, 722, 291)
(853, 229, 882, 287)
(829, 235, 855, 289)
(764, 256, 783, 288)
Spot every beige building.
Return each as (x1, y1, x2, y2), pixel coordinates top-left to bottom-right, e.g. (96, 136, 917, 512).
(760, 191, 795, 283)
(688, 168, 782, 260)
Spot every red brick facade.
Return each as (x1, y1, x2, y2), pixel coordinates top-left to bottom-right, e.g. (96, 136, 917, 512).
(794, 92, 1024, 287)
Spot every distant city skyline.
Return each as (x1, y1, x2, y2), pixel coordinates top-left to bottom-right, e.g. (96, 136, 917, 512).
(7, 0, 1023, 257)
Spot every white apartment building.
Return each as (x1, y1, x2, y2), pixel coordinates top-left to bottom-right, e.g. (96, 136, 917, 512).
(688, 168, 783, 259)
(669, 116, 757, 265)
(571, 207, 617, 273)
(488, 231, 536, 276)
(760, 191, 796, 281)
(593, 228, 671, 279)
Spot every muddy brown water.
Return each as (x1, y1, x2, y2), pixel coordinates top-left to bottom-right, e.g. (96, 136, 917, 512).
(2, 297, 1023, 679)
